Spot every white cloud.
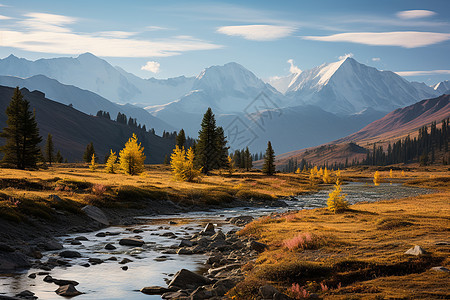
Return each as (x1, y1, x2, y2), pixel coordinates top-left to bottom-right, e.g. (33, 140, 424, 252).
(339, 53, 354, 60)
(303, 31, 450, 48)
(395, 70, 450, 76)
(396, 10, 436, 20)
(372, 57, 381, 61)
(287, 59, 301, 74)
(217, 25, 296, 41)
(0, 12, 222, 57)
(145, 26, 170, 31)
(0, 14, 12, 20)
(141, 61, 160, 73)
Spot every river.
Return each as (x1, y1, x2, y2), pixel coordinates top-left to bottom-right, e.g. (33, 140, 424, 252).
(0, 182, 432, 299)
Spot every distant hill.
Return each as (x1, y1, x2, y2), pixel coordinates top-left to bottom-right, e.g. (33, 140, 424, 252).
(0, 86, 175, 163)
(275, 94, 450, 168)
(0, 75, 174, 134)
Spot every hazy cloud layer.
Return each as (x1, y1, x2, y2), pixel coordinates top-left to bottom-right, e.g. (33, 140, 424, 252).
(303, 31, 450, 48)
(0, 12, 222, 57)
(217, 25, 296, 41)
(395, 70, 450, 76)
(396, 10, 436, 20)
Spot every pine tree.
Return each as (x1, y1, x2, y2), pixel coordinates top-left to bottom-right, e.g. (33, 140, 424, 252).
(83, 142, 95, 163)
(0, 87, 42, 169)
(105, 150, 118, 173)
(244, 147, 252, 171)
(119, 133, 146, 175)
(195, 108, 220, 173)
(55, 150, 63, 163)
(176, 129, 186, 149)
(262, 141, 275, 175)
(215, 126, 229, 170)
(44, 133, 54, 165)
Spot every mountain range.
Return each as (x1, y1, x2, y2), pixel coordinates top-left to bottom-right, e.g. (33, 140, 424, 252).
(0, 53, 448, 155)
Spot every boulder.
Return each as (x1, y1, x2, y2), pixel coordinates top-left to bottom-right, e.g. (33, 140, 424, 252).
(208, 263, 241, 276)
(168, 269, 212, 290)
(119, 238, 144, 247)
(43, 275, 54, 283)
(212, 278, 237, 296)
(259, 284, 279, 299)
(37, 239, 63, 251)
(249, 241, 267, 253)
(53, 279, 79, 286)
(200, 223, 215, 236)
(211, 230, 226, 241)
(140, 286, 176, 295)
(177, 248, 193, 255)
(119, 258, 133, 264)
(405, 245, 427, 256)
(59, 251, 81, 258)
(88, 258, 103, 265)
(162, 290, 189, 299)
(81, 205, 109, 226)
(190, 286, 216, 299)
(104, 243, 116, 250)
(15, 290, 36, 298)
(179, 239, 193, 247)
(431, 266, 449, 272)
(55, 284, 82, 297)
(0, 252, 31, 270)
(229, 216, 254, 226)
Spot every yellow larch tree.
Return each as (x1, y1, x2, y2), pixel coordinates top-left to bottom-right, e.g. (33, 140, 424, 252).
(227, 155, 235, 175)
(89, 153, 97, 171)
(119, 133, 146, 175)
(373, 170, 381, 186)
(170, 146, 202, 182)
(105, 150, 118, 174)
(327, 179, 348, 213)
(323, 167, 332, 183)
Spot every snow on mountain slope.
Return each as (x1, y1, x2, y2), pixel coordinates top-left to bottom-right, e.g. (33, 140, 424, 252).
(433, 80, 450, 94)
(0, 53, 194, 105)
(0, 74, 174, 134)
(148, 63, 287, 132)
(266, 73, 297, 93)
(285, 57, 440, 115)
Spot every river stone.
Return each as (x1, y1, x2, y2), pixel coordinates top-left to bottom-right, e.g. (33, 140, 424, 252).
(105, 243, 116, 250)
(168, 269, 212, 290)
(119, 238, 144, 247)
(95, 232, 106, 237)
(229, 216, 254, 226)
(71, 240, 82, 245)
(81, 205, 109, 226)
(119, 258, 133, 264)
(53, 279, 79, 286)
(249, 241, 268, 253)
(0, 252, 31, 270)
(177, 248, 193, 255)
(212, 278, 237, 296)
(43, 275, 54, 282)
(405, 245, 427, 256)
(140, 286, 175, 295)
(201, 223, 215, 236)
(211, 230, 226, 241)
(88, 258, 103, 265)
(55, 284, 82, 297)
(15, 290, 35, 298)
(431, 266, 450, 272)
(122, 266, 128, 271)
(162, 290, 189, 299)
(59, 250, 81, 258)
(208, 263, 241, 276)
(259, 284, 279, 299)
(75, 236, 89, 241)
(179, 239, 193, 247)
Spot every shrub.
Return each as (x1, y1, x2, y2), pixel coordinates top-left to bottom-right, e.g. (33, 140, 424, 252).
(92, 184, 107, 196)
(290, 283, 310, 299)
(327, 180, 348, 213)
(283, 232, 324, 251)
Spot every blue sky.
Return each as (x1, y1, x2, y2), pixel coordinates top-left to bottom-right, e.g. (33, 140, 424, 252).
(0, 0, 449, 84)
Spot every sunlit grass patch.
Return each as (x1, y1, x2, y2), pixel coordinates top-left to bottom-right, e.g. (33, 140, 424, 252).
(282, 232, 325, 251)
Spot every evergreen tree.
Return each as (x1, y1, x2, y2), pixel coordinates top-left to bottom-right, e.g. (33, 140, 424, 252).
(119, 133, 146, 175)
(44, 133, 54, 165)
(0, 87, 42, 169)
(83, 142, 95, 163)
(55, 150, 63, 163)
(195, 108, 225, 173)
(176, 129, 186, 149)
(262, 141, 275, 175)
(215, 126, 229, 169)
(244, 147, 252, 171)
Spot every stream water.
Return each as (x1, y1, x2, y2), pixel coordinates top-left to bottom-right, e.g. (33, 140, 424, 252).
(0, 182, 432, 299)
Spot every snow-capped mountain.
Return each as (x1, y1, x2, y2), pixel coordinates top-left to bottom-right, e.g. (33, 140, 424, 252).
(266, 73, 298, 94)
(284, 57, 440, 115)
(0, 53, 194, 105)
(147, 62, 287, 131)
(0, 74, 174, 134)
(433, 80, 450, 94)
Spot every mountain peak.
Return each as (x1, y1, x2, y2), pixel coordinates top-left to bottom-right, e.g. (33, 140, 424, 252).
(77, 52, 98, 59)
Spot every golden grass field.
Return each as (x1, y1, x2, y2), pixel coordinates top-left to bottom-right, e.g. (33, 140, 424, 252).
(228, 166, 450, 299)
